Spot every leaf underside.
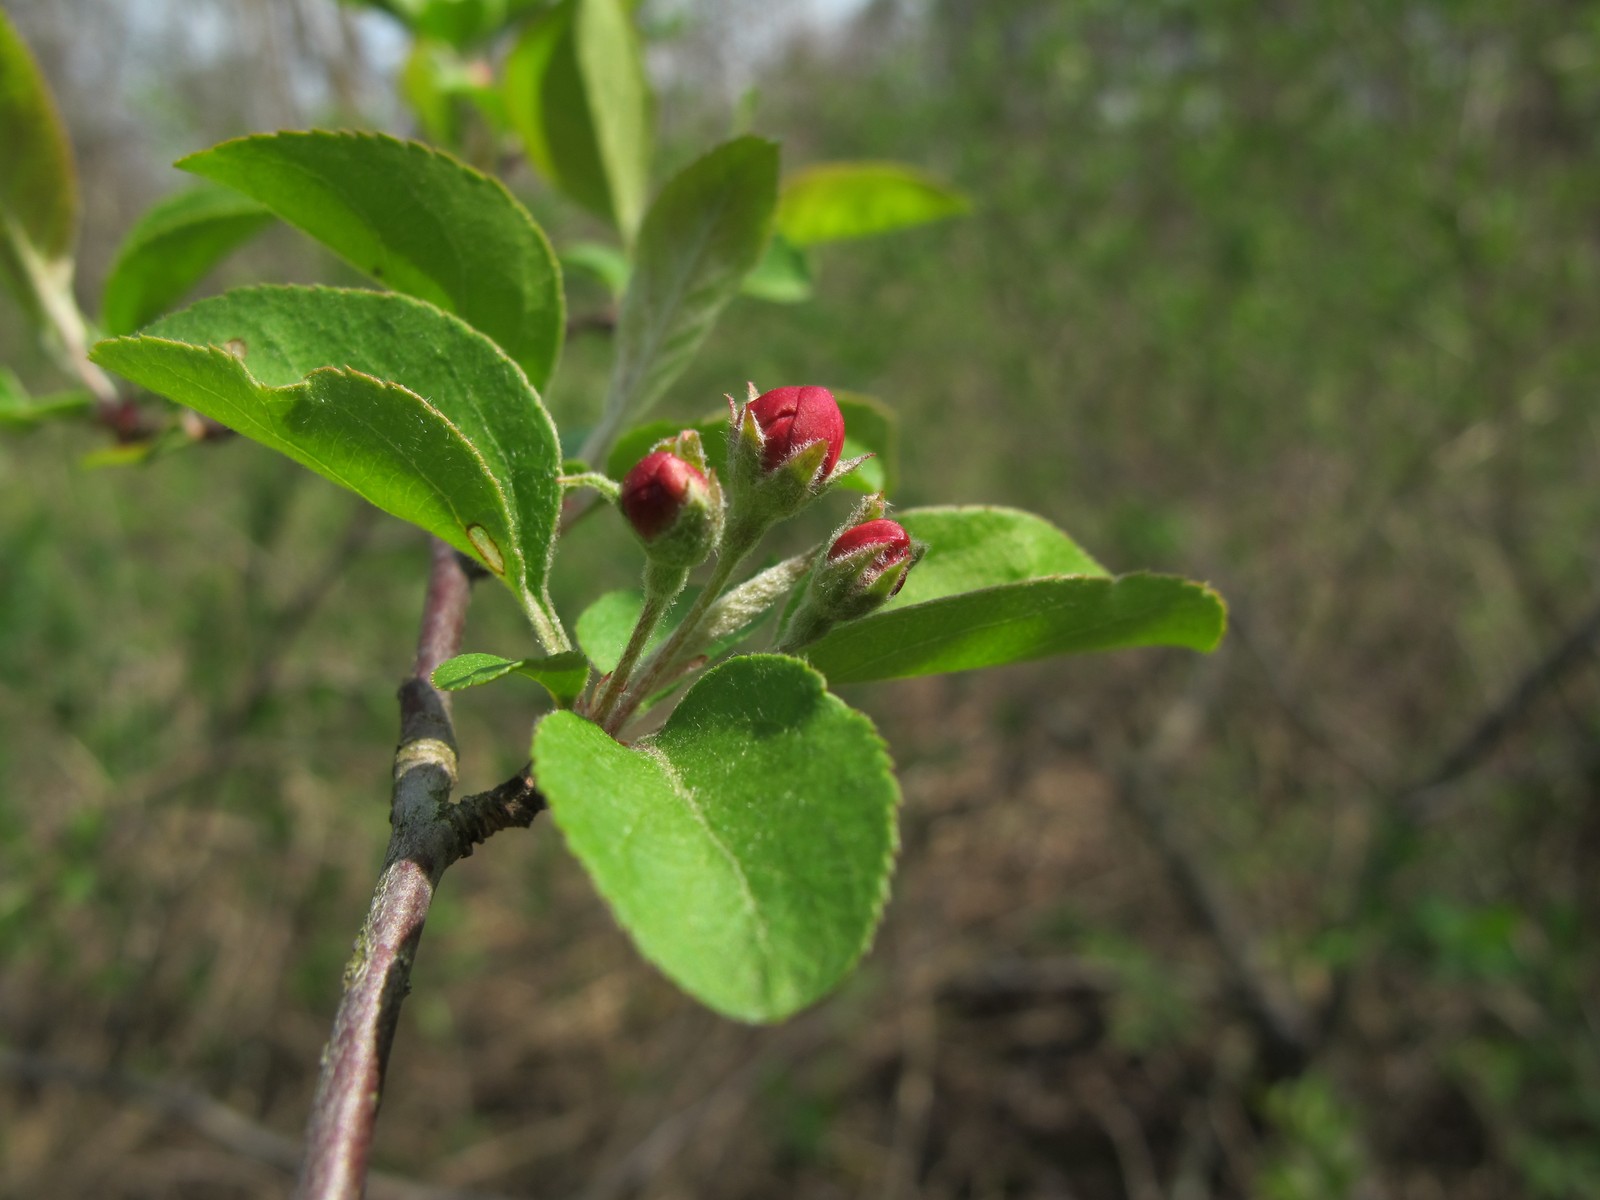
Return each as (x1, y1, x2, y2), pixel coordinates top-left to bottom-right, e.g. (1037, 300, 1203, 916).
(0, 10, 79, 327)
(599, 137, 779, 442)
(101, 184, 274, 335)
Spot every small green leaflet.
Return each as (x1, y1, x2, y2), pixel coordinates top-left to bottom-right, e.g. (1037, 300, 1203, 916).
(576, 576, 792, 685)
(432, 651, 590, 706)
(741, 233, 814, 304)
(834, 392, 897, 495)
(776, 161, 971, 247)
(576, 589, 669, 675)
(534, 654, 899, 1022)
(560, 240, 630, 298)
(0, 367, 90, 429)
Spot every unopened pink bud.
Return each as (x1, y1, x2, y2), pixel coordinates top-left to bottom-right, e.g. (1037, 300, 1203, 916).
(778, 515, 917, 651)
(748, 385, 845, 475)
(621, 451, 708, 541)
(828, 518, 913, 596)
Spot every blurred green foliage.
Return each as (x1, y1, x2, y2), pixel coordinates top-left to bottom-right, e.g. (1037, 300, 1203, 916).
(1257, 1074, 1367, 1200)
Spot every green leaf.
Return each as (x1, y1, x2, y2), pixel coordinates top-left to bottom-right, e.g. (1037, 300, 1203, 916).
(178, 130, 565, 392)
(412, 0, 509, 46)
(100, 186, 274, 336)
(80, 440, 172, 469)
(90, 285, 567, 647)
(800, 506, 1225, 682)
(561, 240, 630, 298)
(593, 137, 778, 454)
(572, 0, 651, 237)
(433, 652, 525, 689)
(0, 13, 75, 265)
(777, 161, 971, 247)
(741, 233, 813, 304)
(0, 9, 78, 326)
(433, 650, 590, 705)
(807, 574, 1224, 683)
(0, 367, 91, 429)
(504, 0, 652, 237)
(896, 506, 1109, 600)
(534, 654, 898, 1021)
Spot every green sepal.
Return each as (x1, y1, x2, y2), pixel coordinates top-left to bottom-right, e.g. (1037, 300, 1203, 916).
(432, 650, 591, 706)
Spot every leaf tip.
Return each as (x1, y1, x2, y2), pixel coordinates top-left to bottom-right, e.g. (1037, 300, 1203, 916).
(1193, 582, 1229, 652)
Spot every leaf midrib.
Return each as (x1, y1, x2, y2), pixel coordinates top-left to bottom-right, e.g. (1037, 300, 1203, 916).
(637, 740, 777, 1004)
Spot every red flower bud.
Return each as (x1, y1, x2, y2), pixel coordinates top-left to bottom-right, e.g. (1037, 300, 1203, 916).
(621, 451, 708, 541)
(748, 385, 846, 475)
(828, 518, 913, 596)
(778, 514, 918, 650)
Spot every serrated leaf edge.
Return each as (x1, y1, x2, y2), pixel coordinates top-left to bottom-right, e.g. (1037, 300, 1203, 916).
(177, 128, 567, 388)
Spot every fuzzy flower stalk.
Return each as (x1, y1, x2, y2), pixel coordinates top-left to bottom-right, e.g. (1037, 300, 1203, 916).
(589, 432, 723, 727)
